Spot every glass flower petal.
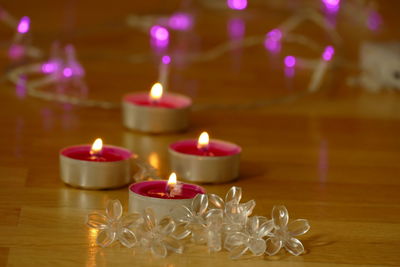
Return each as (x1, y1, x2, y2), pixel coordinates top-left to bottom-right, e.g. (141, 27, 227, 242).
(170, 205, 193, 223)
(225, 186, 242, 203)
(191, 194, 208, 215)
(272, 205, 289, 228)
(208, 193, 224, 209)
(158, 216, 175, 235)
(224, 232, 248, 251)
(87, 212, 107, 230)
(172, 222, 191, 240)
(284, 237, 305, 256)
(106, 199, 123, 221)
(143, 207, 156, 231)
(118, 228, 137, 248)
(96, 229, 116, 248)
(288, 219, 310, 236)
(265, 237, 282, 256)
(164, 236, 184, 254)
(258, 220, 274, 238)
(151, 240, 168, 258)
(229, 244, 248, 260)
(121, 213, 142, 228)
(249, 238, 266, 256)
(241, 200, 256, 216)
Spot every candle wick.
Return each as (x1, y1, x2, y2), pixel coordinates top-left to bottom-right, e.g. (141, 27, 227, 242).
(166, 182, 182, 197)
(198, 145, 213, 156)
(150, 98, 160, 105)
(89, 150, 102, 159)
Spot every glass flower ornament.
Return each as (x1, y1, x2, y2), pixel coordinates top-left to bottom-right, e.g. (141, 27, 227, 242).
(224, 216, 274, 259)
(139, 207, 183, 257)
(86, 199, 141, 248)
(171, 194, 209, 244)
(205, 208, 224, 252)
(209, 186, 256, 232)
(265, 205, 310, 256)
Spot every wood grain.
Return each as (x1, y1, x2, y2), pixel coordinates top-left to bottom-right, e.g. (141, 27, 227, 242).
(1, 0, 400, 266)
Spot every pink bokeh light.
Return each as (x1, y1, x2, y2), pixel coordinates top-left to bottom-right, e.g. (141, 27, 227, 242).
(17, 16, 30, 34)
(41, 62, 58, 74)
(322, 0, 340, 13)
(227, 0, 247, 10)
(264, 29, 282, 53)
(284, 56, 296, 68)
(322, 45, 335, 61)
(150, 25, 169, 41)
(168, 13, 193, 31)
(162, 55, 171, 65)
(63, 67, 73, 78)
(228, 18, 245, 40)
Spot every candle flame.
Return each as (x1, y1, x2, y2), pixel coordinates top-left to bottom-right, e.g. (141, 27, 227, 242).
(197, 132, 209, 151)
(167, 172, 182, 197)
(168, 172, 177, 186)
(149, 82, 163, 103)
(90, 138, 103, 155)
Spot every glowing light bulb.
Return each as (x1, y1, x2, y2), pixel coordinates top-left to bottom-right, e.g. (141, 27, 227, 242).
(197, 132, 209, 151)
(149, 82, 163, 103)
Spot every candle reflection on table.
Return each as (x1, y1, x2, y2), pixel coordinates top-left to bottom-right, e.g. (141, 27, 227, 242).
(123, 131, 181, 177)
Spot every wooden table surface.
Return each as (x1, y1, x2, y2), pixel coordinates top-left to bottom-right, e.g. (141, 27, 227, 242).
(1, 0, 400, 266)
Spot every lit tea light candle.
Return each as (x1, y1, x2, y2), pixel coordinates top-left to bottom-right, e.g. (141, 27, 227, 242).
(169, 132, 241, 183)
(59, 138, 133, 189)
(129, 172, 205, 220)
(122, 82, 191, 133)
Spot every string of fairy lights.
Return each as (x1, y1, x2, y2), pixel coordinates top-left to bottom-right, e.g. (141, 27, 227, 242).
(0, 0, 381, 110)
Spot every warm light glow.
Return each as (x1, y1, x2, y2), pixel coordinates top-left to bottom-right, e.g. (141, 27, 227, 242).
(168, 172, 177, 186)
(197, 132, 209, 151)
(149, 82, 163, 103)
(90, 138, 103, 155)
(148, 152, 160, 170)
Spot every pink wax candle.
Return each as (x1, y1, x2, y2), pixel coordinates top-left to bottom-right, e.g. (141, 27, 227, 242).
(169, 132, 242, 183)
(129, 173, 206, 219)
(59, 138, 133, 189)
(122, 83, 191, 133)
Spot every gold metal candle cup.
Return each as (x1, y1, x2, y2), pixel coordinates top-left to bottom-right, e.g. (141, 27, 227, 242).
(129, 190, 194, 220)
(122, 92, 191, 134)
(59, 145, 133, 190)
(168, 139, 241, 183)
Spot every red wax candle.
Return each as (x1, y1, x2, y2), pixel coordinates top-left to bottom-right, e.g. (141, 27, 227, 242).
(123, 93, 191, 109)
(129, 180, 206, 219)
(169, 133, 241, 183)
(60, 145, 131, 162)
(122, 87, 192, 133)
(59, 142, 133, 189)
(130, 180, 205, 199)
(169, 139, 241, 157)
